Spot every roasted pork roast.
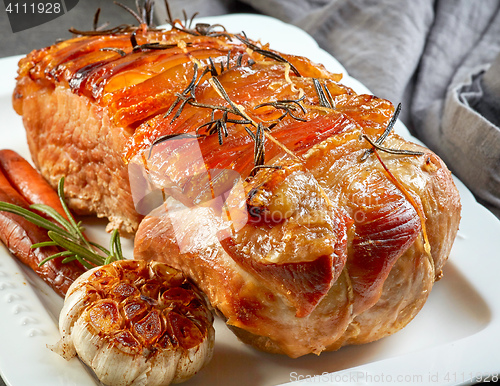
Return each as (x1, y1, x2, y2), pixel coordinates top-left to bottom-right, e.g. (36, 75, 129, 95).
(12, 16, 461, 357)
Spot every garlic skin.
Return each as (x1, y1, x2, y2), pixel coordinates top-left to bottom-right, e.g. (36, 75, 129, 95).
(50, 260, 215, 386)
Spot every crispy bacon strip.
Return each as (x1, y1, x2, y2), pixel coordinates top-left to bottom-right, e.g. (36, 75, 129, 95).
(0, 150, 68, 218)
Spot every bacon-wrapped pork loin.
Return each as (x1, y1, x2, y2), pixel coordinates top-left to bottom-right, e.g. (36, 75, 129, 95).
(12, 14, 461, 358)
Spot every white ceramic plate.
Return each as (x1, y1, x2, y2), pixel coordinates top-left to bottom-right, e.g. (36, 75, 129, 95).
(1, 14, 499, 386)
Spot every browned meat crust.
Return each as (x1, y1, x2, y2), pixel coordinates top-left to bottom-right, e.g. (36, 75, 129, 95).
(13, 22, 461, 357)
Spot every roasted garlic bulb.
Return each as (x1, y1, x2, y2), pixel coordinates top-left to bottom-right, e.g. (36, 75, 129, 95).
(51, 260, 215, 386)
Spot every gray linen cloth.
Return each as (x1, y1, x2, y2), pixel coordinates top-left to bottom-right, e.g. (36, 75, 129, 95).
(1, 0, 498, 216)
(159, 0, 500, 218)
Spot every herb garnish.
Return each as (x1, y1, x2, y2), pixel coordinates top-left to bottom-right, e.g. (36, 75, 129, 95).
(245, 124, 266, 171)
(313, 78, 335, 109)
(69, 0, 158, 36)
(164, 1, 231, 39)
(153, 59, 304, 170)
(254, 95, 307, 128)
(361, 134, 424, 157)
(115, 0, 156, 28)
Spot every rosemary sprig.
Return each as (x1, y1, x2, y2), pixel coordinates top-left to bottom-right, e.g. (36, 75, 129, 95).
(164, 1, 231, 39)
(93, 8, 102, 31)
(114, 0, 156, 28)
(249, 164, 283, 175)
(69, 24, 136, 36)
(235, 34, 301, 77)
(359, 103, 423, 161)
(245, 123, 266, 171)
(361, 134, 424, 157)
(162, 64, 254, 146)
(149, 133, 200, 158)
(254, 95, 307, 127)
(197, 117, 229, 145)
(100, 47, 127, 57)
(313, 78, 334, 109)
(163, 62, 204, 122)
(374, 102, 402, 146)
(158, 61, 305, 169)
(69, 0, 160, 36)
(0, 177, 124, 268)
